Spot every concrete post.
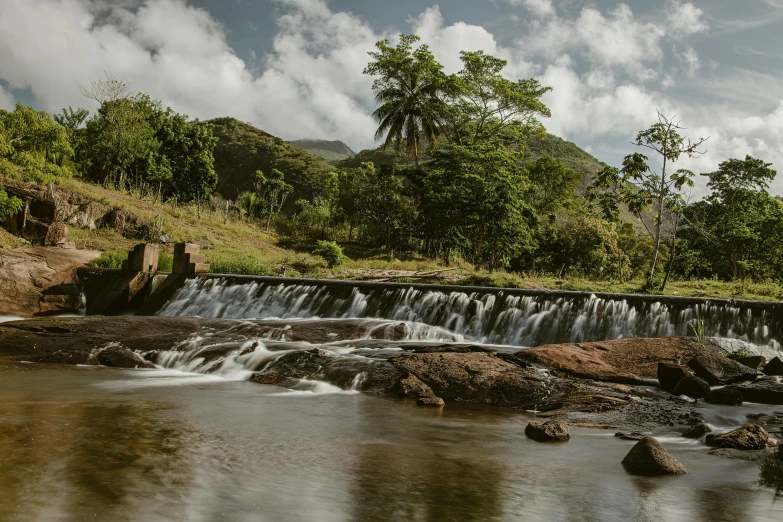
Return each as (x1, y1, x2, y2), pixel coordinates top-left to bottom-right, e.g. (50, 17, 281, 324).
(173, 242, 210, 275)
(122, 243, 160, 273)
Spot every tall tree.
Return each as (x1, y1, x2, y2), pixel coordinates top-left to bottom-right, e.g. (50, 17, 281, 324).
(526, 155, 581, 214)
(364, 34, 450, 166)
(588, 113, 707, 288)
(448, 51, 552, 147)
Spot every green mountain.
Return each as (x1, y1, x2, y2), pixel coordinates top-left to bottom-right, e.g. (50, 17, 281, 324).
(337, 133, 606, 193)
(290, 139, 356, 163)
(208, 118, 334, 203)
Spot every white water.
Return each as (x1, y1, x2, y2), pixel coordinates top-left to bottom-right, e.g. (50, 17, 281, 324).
(158, 279, 782, 349)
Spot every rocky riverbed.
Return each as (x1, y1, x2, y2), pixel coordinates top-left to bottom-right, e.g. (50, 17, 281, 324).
(2, 315, 781, 439)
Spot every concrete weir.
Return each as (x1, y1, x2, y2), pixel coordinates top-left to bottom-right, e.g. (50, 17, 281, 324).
(79, 243, 210, 315)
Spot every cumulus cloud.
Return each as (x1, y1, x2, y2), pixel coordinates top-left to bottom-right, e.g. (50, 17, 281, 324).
(0, 85, 14, 110)
(520, 0, 556, 18)
(678, 47, 701, 77)
(666, 0, 709, 36)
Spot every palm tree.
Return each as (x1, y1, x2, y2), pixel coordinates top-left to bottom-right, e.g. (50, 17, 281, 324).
(365, 35, 449, 167)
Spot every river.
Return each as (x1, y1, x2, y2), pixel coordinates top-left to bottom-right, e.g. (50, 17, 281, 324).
(1, 359, 781, 521)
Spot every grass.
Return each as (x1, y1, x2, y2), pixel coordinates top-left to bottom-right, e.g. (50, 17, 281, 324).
(5, 177, 783, 301)
(0, 228, 28, 248)
(759, 431, 783, 496)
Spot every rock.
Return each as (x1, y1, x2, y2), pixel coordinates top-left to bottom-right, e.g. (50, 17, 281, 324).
(95, 345, 155, 369)
(764, 357, 783, 376)
(682, 423, 712, 438)
(705, 424, 770, 450)
(657, 362, 691, 392)
(687, 352, 760, 385)
(705, 387, 743, 406)
(417, 397, 445, 407)
(673, 375, 711, 399)
(390, 352, 577, 411)
(517, 337, 702, 384)
(735, 356, 766, 370)
(725, 379, 783, 405)
(525, 421, 570, 442)
(44, 222, 69, 245)
(615, 432, 646, 441)
(621, 437, 687, 475)
(249, 349, 332, 385)
(397, 374, 435, 398)
(707, 448, 772, 461)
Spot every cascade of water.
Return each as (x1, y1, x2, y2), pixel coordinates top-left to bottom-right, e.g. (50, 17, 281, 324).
(157, 278, 782, 349)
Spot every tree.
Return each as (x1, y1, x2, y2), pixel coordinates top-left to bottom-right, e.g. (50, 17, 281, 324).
(54, 107, 89, 133)
(0, 104, 74, 182)
(588, 113, 707, 288)
(447, 51, 551, 147)
(0, 189, 23, 221)
(423, 143, 536, 271)
(364, 34, 451, 166)
(682, 156, 782, 281)
(79, 72, 131, 104)
(526, 155, 581, 214)
(251, 169, 293, 231)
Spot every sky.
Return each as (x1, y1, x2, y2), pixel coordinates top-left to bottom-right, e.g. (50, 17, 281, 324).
(1, 0, 783, 196)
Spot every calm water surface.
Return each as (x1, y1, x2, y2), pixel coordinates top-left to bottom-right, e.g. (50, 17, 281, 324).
(0, 361, 781, 522)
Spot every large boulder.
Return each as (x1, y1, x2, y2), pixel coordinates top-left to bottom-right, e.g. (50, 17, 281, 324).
(657, 362, 691, 393)
(44, 221, 69, 245)
(764, 357, 783, 376)
(417, 397, 445, 407)
(621, 437, 687, 475)
(735, 356, 766, 371)
(687, 352, 760, 385)
(525, 421, 570, 442)
(673, 375, 710, 399)
(725, 379, 783, 405)
(94, 344, 156, 369)
(705, 424, 770, 450)
(705, 387, 743, 406)
(682, 423, 712, 439)
(249, 349, 331, 385)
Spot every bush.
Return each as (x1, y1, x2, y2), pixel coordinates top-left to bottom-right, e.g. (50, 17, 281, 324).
(88, 250, 127, 269)
(313, 240, 345, 268)
(759, 430, 783, 496)
(0, 189, 23, 221)
(726, 347, 753, 360)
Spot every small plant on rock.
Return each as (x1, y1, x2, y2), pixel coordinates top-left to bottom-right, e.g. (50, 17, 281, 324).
(758, 430, 783, 496)
(313, 240, 345, 269)
(726, 347, 753, 360)
(689, 316, 706, 345)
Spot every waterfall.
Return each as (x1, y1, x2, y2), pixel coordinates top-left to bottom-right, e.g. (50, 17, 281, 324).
(157, 277, 783, 349)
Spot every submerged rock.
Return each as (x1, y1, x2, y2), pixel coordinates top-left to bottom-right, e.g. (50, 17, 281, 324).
(621, 437, 687, 475)
(525, 421, 570, 442)
(657, 362, 691, 393)
(615, 432, 646, 441)
(687, 352, 760, 385)
(705, 424, 770, 450)
(417, 397, 445, 407)
(705, 387, 743, 406)
(95, 345, 155, 369)
(682, 423, 712, 439)
(673, 375, 710, 399)
(764, 357, 783, 376)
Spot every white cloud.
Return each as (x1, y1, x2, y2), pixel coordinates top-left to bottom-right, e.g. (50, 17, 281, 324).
(666, 0, 709, 36)
(678, 47, 701, 77)
(521, 0, 556, 18)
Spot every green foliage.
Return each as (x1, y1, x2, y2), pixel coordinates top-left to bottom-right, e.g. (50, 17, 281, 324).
(689, 317, 706, 345)
(208, 117, 333, 205)
(88, 250, 128, 269)
(0, 188, 23, 221)
(526, 155, 581, 214)
(313, 240, 345, 268)
(207, 255, 278, 276)
(758, 431, 783, 496)
(0, 104, 75, 183)
(422, 143, 535, 271)
(78, 94, 217, 202)
(364, 34, 451, 165)
(725, 347, 753, 360)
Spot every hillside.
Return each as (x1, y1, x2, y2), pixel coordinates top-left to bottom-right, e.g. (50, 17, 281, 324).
(290, 139, 356, 163)
(208, 118, 334, 203)
(335, 133, 606, 192)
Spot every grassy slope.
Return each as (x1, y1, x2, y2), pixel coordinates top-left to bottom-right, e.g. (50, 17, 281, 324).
(289, 139, 356, 163)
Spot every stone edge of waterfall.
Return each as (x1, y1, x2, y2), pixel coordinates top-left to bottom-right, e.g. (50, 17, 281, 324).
(201, 274, 783, 310)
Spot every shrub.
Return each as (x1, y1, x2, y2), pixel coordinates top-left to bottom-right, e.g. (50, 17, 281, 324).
(726, 347, 753, 360)
(313, 240, 345, 268)
(88, 250, 127, 269)
(0, 189, 23, 221)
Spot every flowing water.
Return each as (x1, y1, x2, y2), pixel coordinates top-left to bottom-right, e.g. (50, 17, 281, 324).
(1, 361, 781, 522)
(159, 278, 783, 349)
(3, 278, 783, 520)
